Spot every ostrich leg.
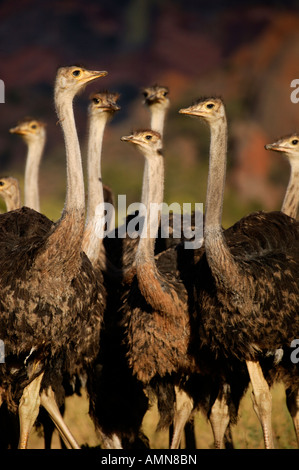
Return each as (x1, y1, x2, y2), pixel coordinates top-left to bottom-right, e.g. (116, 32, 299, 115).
(246, 360, 275, 448)
(170, 388, 194, 449)
(286, 388, 299, 447)
(18, 372, 44, 449)
(209, 385, 231, 449)
(40, 387, 80, 449)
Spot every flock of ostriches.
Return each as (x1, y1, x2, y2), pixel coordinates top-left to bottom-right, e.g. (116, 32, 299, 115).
(0, 66, 298, 450)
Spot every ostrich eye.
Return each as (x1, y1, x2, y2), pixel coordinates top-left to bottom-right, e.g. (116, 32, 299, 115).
(72, 69, 81, 77)
(206, 103, 214, 109)
(0, 182, 4, 186)
(31, 124, 37, 129)
(143, 92, 148, 97)
(292, 139, 298, 145)
(145, 135, 152, 140)
(93, 98, 100, 104)
(163, 91, 168, 97)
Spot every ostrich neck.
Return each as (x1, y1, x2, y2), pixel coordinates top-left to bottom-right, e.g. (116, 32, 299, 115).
(24, 137, 45, 212)
(3, 187, 21, 212)
(140, 106, 166, 205)
(281, 160, 299, 218)
(204, 116, 241, 290)
(135, 148, 183, 312)
(57, 96, 85, 213)
(150, 106, 166, 137)
(86, 113, 108, 224)
(136, 149, 185, 315)
(82, 113, 108, 263)
(136, 154, 164, 266)
(34, 92, 85, 278)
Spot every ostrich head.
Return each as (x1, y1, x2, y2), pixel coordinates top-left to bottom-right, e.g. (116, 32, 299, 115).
(121, 129, 162, 158)
(54, 66, 108, 101)
(265, 134, 299, 162)
(89, 91, 120, 117)
(10, 118, 46, 145)
(142, 85, 169, 110)
(179, 97, 225, 122)
(0, 177, 19, 196)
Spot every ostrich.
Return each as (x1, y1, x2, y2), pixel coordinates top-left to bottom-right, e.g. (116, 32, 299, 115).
(31, 90, 120, 451)
(10, 118, 46, 212)
(0, 65, 107, 448)
(142, 85, 196, 447)
(179, 97, 299, 449)
(265, 134, 299, 445)
(82, 92, 150, 449)
(0, 177, 21, 212)
(120, 130, 193, 447)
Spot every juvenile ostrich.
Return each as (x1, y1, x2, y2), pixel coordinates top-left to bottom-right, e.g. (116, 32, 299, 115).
(0, 66, 107, 448)
(0, 177, 21, 212)
(265, 134, 299, 445)
(33, 90, 120, 450)
(83, 93, 150, 449)
(179, 97, 299, 449)
(10, 118, 46, 212)
(120, 130, 193, 446)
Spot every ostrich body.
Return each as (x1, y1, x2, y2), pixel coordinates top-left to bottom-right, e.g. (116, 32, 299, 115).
(180, 98, 299, 448)
(10, 118, 46, 212)
(0, 66, 107, 448)
(0, 177, 21, 212)
(120, 130, 198, 449)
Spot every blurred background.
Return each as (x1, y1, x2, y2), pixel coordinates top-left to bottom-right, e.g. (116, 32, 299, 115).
(0, 0, 299, 449)
(1, 0, 299, 224)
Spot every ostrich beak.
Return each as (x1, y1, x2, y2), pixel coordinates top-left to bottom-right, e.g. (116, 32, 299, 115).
(179, 106, 203, 117)
(120, 134, 134, 143)
(9, 126, 26, 135)
(264, 143, 284, 152)
(81, 70, 108, 85)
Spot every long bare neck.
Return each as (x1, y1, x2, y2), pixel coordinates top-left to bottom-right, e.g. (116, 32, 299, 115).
(82, 113, 108, 263)
(57, 94, 85, 213)
(136, 155, 164, 267)
(2, 186, 21, 212)
(141, 106, 166, 205)
(34, 91, 85, 278)
(281, 159, 299, 218)
(204, 116, 241, 290)
(136, 149, 186, 314)
(150, 106, 166, 137)
(24, 136, 45, 212)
